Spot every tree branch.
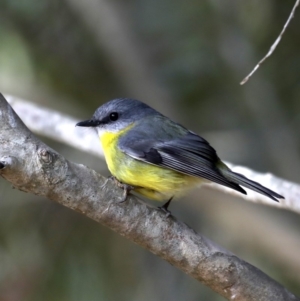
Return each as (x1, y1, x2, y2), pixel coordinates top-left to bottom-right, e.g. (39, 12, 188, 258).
(5, 94, 300, 215)
(0, 93, 299, 300)
(4, 94, 103, 157)
(241, 0, 300, 85)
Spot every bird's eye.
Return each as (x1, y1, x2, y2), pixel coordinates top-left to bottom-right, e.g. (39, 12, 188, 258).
(109, 112, 119, 121)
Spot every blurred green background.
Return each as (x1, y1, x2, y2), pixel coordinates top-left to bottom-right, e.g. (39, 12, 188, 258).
(0, 0, 300, 300)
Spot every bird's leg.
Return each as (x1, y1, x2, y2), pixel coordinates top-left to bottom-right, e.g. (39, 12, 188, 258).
(119, 183, 134, 203)
(158, 197, 173, 217)
(100, 175, 115, 188)
(110, 176, 134, 203)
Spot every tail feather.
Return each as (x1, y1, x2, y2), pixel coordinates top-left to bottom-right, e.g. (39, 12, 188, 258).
(221, 170, 284, 202)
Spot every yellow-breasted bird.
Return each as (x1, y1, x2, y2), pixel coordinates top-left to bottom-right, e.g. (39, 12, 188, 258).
(77, 98, 283, 213)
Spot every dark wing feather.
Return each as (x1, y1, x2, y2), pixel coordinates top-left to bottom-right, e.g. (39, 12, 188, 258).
(119, 131, 246, 194)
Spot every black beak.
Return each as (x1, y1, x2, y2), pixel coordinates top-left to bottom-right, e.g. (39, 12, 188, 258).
(76, 119, 100, 127)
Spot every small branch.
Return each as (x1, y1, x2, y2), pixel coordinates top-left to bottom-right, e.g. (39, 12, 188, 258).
(241, 0, 300, 85)
(6, 94, 300, 216)
(5, 94, 103, 158)
(0, 93, 299, 300)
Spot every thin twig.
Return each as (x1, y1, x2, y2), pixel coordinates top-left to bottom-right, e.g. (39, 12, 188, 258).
(241, 0, 300, 85)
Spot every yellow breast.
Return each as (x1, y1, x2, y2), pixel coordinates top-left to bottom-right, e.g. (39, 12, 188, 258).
(99, 126, 200, 201)
(100, 129, 128, 178)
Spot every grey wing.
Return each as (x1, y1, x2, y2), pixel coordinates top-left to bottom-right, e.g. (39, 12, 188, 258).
(119, 131, 246, 193)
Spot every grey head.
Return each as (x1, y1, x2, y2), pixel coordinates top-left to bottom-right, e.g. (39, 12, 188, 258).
(76, 98, 160, 134)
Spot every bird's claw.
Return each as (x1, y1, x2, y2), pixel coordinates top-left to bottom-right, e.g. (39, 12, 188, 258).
(119, 183, 134, 203)
(109, 176, 134, 203)
(100, 176, 114, 189)
(158, 197, 173, 217)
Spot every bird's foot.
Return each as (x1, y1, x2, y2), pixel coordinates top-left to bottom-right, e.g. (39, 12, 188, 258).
(158, 197, 173, 217)
(110, 176, 134, 203)
(100, 175, 115, 189)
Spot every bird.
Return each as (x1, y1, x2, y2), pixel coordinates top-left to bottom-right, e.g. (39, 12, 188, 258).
(76, 98, 284, 213)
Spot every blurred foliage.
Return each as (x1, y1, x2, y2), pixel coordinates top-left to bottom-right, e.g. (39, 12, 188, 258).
(0, 0, 300, 300)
